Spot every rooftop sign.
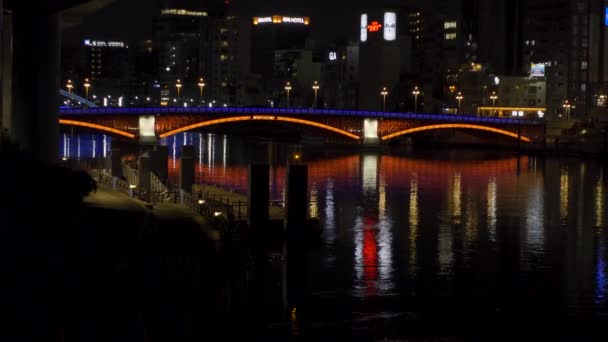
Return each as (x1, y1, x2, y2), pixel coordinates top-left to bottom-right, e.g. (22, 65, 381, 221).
(253, 16, 310, 25)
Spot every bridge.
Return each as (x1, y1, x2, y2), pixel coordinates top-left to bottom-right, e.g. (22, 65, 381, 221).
(59, 107, 544, 144)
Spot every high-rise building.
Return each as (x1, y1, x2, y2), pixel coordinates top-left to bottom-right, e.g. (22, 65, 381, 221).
(154, 1, 209, 104)
(523, 0, 604, 118)
(208, 14, 251, 105)
(82, 39, 130, 98)
(251, 15, 312, 85)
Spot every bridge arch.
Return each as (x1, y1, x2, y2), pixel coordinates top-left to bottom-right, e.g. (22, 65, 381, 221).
(159, 116, 361, 140)
(59, 119, 136, 139)
(381, 124, 532, 142)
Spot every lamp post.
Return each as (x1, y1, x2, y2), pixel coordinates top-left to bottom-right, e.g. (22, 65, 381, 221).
(66, 79, 74, 94)
(412, 86, 420, 113)
(489, 91, 498, 117)
(83, 78, 91, 99)
(198, 78, 205, 103)
(456, 91, 464, 114)
(563, 100, 572, 121)
(285, 81, 292, 108)
(312, 81, 320, 109)
(176, 79, 182, 102)
(381, 87, 389, 112)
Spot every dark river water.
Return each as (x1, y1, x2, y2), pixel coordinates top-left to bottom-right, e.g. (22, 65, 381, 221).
(61, 132, 608, 339)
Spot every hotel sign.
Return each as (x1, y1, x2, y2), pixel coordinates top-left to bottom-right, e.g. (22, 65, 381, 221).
(84, 40, 126, 48)
(253, 15, 310, 25)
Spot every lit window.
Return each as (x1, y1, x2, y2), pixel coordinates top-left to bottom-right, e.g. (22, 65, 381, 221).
(444, 21, 457, 29)
(445, 33, 457, 40)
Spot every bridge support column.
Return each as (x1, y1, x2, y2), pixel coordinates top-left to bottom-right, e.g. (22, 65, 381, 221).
(285, 164, 308, 236)
(138, 153, 151, 202)
(139, 115, 157, 144)
(150, 145, 168, 184)
(10, 8, 60, 163)
(248, 164, 269, 229)
(179, 145, 195, 192)
(110, 148, 122, 178)
(363, 118, 380, 146)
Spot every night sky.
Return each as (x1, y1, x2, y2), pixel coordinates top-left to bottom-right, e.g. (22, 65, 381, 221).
(64, 0, 424, 46)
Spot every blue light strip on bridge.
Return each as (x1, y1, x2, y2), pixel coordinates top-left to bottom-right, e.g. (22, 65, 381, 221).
(59, 107, 542, 125)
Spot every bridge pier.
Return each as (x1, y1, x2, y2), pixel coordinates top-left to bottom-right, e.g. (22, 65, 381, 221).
(150, 145, 168, 184)
(248, 164, 270, 229)
(285, 164, 308, 237)
(138, 152, 151, 202)
(179, 145, 195, 193)
(110, 148, 122, 178)
(363, 118, 380, 146)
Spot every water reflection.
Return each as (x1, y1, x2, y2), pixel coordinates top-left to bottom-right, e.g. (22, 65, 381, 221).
(561, 168, 569, 222)
(487, 177, 497, 243)
(409, 175, 419, 278)
(59, 132, 608, 326)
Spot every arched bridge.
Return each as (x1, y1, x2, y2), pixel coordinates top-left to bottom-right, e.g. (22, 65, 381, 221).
(59, 107, 544, 144)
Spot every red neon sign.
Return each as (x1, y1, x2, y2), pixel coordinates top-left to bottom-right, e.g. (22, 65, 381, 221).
(367, 21, 382, 32)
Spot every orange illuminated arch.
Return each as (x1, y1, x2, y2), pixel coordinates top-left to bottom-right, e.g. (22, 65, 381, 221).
(59, 119, 136, 139)
(382, 124, 532, 142)
(159, 116, 361, 140)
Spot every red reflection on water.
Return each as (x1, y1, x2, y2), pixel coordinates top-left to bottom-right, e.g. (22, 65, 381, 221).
(363, 216, 378, 297)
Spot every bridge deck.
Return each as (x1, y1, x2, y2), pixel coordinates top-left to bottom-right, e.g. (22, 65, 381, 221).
(59, 107, 542, 126)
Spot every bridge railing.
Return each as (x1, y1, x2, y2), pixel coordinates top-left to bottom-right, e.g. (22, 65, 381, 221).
(122, 164, 139, 188)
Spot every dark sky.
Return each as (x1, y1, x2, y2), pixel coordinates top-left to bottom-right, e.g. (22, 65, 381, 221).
(64, 0, 424, 46)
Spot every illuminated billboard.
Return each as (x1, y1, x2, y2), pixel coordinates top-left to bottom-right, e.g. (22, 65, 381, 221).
(360, 12, 398, 42)
(530, 63, 545, 77)
(383, 12, 397, 41)
(84, 39, 126, 48)
(253, 15, 310, 25)
(360, 14, 368, 42)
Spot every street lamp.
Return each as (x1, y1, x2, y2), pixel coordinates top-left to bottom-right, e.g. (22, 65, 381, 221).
(285, 81, 292, 108)
(176, 79, 182, 101)
(83, 78, 91, 99)
(456, 92, 464, 114)
(412, 86, 421, 113)
(312, 81, 320, 109)
(381, 87, 389, 112)
(563, 100, 572, 121)
(489, 91, 498, 117)
(198, 78, 206, 103)
(66, 80, 74, 94)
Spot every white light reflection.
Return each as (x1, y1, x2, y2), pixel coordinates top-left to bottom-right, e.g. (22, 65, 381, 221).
(451, 173, 462, 224)
(77, 135, 81, 160)
(409, 174, 419, 277)
(92, 137, 96, 159)
(560, 168, 569, 222)
(222, 134, 228, 171)
(487, 177, 497, 243)
(438, 223, 454, 277)
(596, 171, 605, 228)
(309, 185, 318, 219)
(172, 136, 177, 168)
(377, 177, 394, 294)
(324, 179, 336, 248)
(63, 134, 68, 159)
(102, 135, 107, 158)
(362, 154, 378, 193)
(183, 132, 187, 146)
(353, 215, 364, 286)
(207, 133, 213, 171)
(525, 179, 545, 258)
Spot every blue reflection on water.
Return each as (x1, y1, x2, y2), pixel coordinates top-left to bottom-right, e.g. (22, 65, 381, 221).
(59, 133, 111, 160)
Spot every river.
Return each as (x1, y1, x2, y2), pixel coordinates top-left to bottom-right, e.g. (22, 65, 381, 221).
(61, 132, 608, 339)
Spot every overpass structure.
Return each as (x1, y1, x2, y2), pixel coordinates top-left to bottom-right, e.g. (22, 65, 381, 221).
(59, 107, 545, 144)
